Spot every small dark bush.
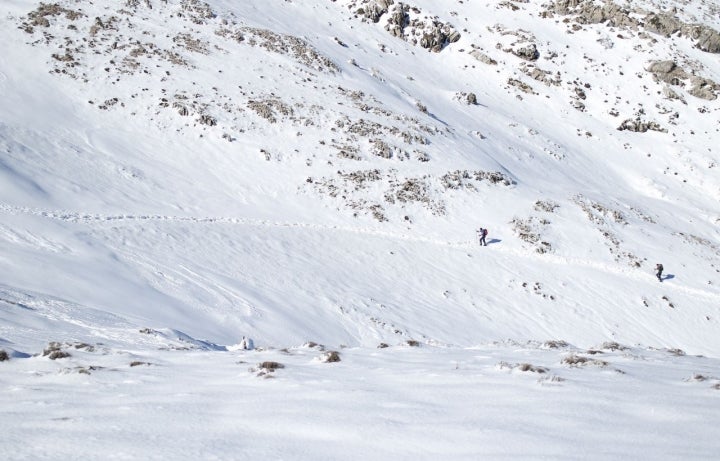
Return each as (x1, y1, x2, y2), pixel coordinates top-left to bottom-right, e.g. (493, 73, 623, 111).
(0, 350, 9, 362)
(43, 342, 70, 359)
(377, 343, 389, 349)
(562, 354, 608, 367)
(543, 340, 569, 349)
(77, 366, 102, 374)
(304, 341, 324, 350)
(47, 350, 71, 360)
(323, 351, 341, 363)
(259, 361, 284, 370)
(517, 363, 548, 373)
(130, 361, 151, 367)
(405, 340, 420, 347)
(562, 354, 589, 365)
(600, 341, 626, 351)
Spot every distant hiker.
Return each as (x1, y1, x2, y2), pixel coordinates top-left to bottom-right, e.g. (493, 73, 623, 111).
(655, 263, 664, 282)
(477, 227, 488, 246)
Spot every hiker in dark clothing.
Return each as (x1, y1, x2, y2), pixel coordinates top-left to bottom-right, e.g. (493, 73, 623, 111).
(477, 228, 488, 246)
(655, 263, 664, 282)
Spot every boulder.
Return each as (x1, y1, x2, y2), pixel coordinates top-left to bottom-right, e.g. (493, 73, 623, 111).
(511, 43, 539, 61)
(644, 13, 682, 36)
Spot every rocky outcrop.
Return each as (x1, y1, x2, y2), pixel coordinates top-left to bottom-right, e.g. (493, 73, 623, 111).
(546, 0, 638, 29)
(522, 65, 561, 86)
(546, 1, 720, 54)
(688, 77, 718, 101)
(643, 13, 682, 37)
(510, 43, 539, 61)
(469, 49, 497, 65)
(356, 0, 393, 23)
(684, 25, 720, 53)
(346, 1, 460, 52)
(617, 118, 667, 133)
(647, 60, 718, 101)
(647, 60, 686, 85)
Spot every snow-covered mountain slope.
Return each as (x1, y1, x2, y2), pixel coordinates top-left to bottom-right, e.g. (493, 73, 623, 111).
(1, 0, 719, 458)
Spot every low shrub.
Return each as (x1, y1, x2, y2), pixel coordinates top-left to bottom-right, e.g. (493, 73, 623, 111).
(517, 363, 548, 373)
(323, 351, 341, 363)
(599, 341, 626, 351)
(543, 340, 569, 349)
(259, 361, 284, 370)
(562, 354, 608, 367)
(43, 342, 71, 360)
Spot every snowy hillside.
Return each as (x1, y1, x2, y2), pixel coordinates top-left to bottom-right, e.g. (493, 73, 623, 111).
(1, 0, 719, 458)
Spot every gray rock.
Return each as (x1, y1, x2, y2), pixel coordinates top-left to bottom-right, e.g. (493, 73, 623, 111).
(647, 60, 687, 86)
(662, 85, 684, 102)
(689, 25, 720, 53)
(469, 50, 497, 65)
(688, 77, 718, 100)
(644, 13, 682, 37)
(511, 43, 539, 61)
(617, 118, 667, 133)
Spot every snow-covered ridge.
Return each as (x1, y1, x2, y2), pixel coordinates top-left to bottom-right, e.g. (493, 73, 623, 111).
(1, 0, 719, 342)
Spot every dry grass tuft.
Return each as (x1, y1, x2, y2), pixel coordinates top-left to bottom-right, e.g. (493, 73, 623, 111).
(259, 361, 284, 370)
(322, 351, 341, 363)
(599, 341, 627, 351)
(562, 354, 608, 367)
(517, 363, 549, 373)
(43, 342, 71, 360)
(543, 340, 569, 349)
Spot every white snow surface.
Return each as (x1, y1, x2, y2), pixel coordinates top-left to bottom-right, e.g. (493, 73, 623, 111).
(1, 0, 719, 458)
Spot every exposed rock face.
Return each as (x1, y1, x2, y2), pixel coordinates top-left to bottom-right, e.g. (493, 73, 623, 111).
(347, 0, 460, 52)
(647, 60, 719, 101)
(522, 65, 561, 86)
(510, 43, 539, 61)
(547, 0, 638, 29)
(647, 60, 685, 85)
(688, 77, 718, 101)
(547, 0, 720, 54)
(469, 49, 497, 65)
(686, 25, 720, 53)
(644, 13, 682, 36)
(617, 118, 667, 133)
(357, 0, 393, 23)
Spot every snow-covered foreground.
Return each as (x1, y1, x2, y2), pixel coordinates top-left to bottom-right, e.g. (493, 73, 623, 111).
(1, 0, 720, 457)
(2, 340, 719, 460)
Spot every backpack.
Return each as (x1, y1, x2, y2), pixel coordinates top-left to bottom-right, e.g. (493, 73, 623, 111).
(656, 264, 663, 271)
(483, 228, 488, 237)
